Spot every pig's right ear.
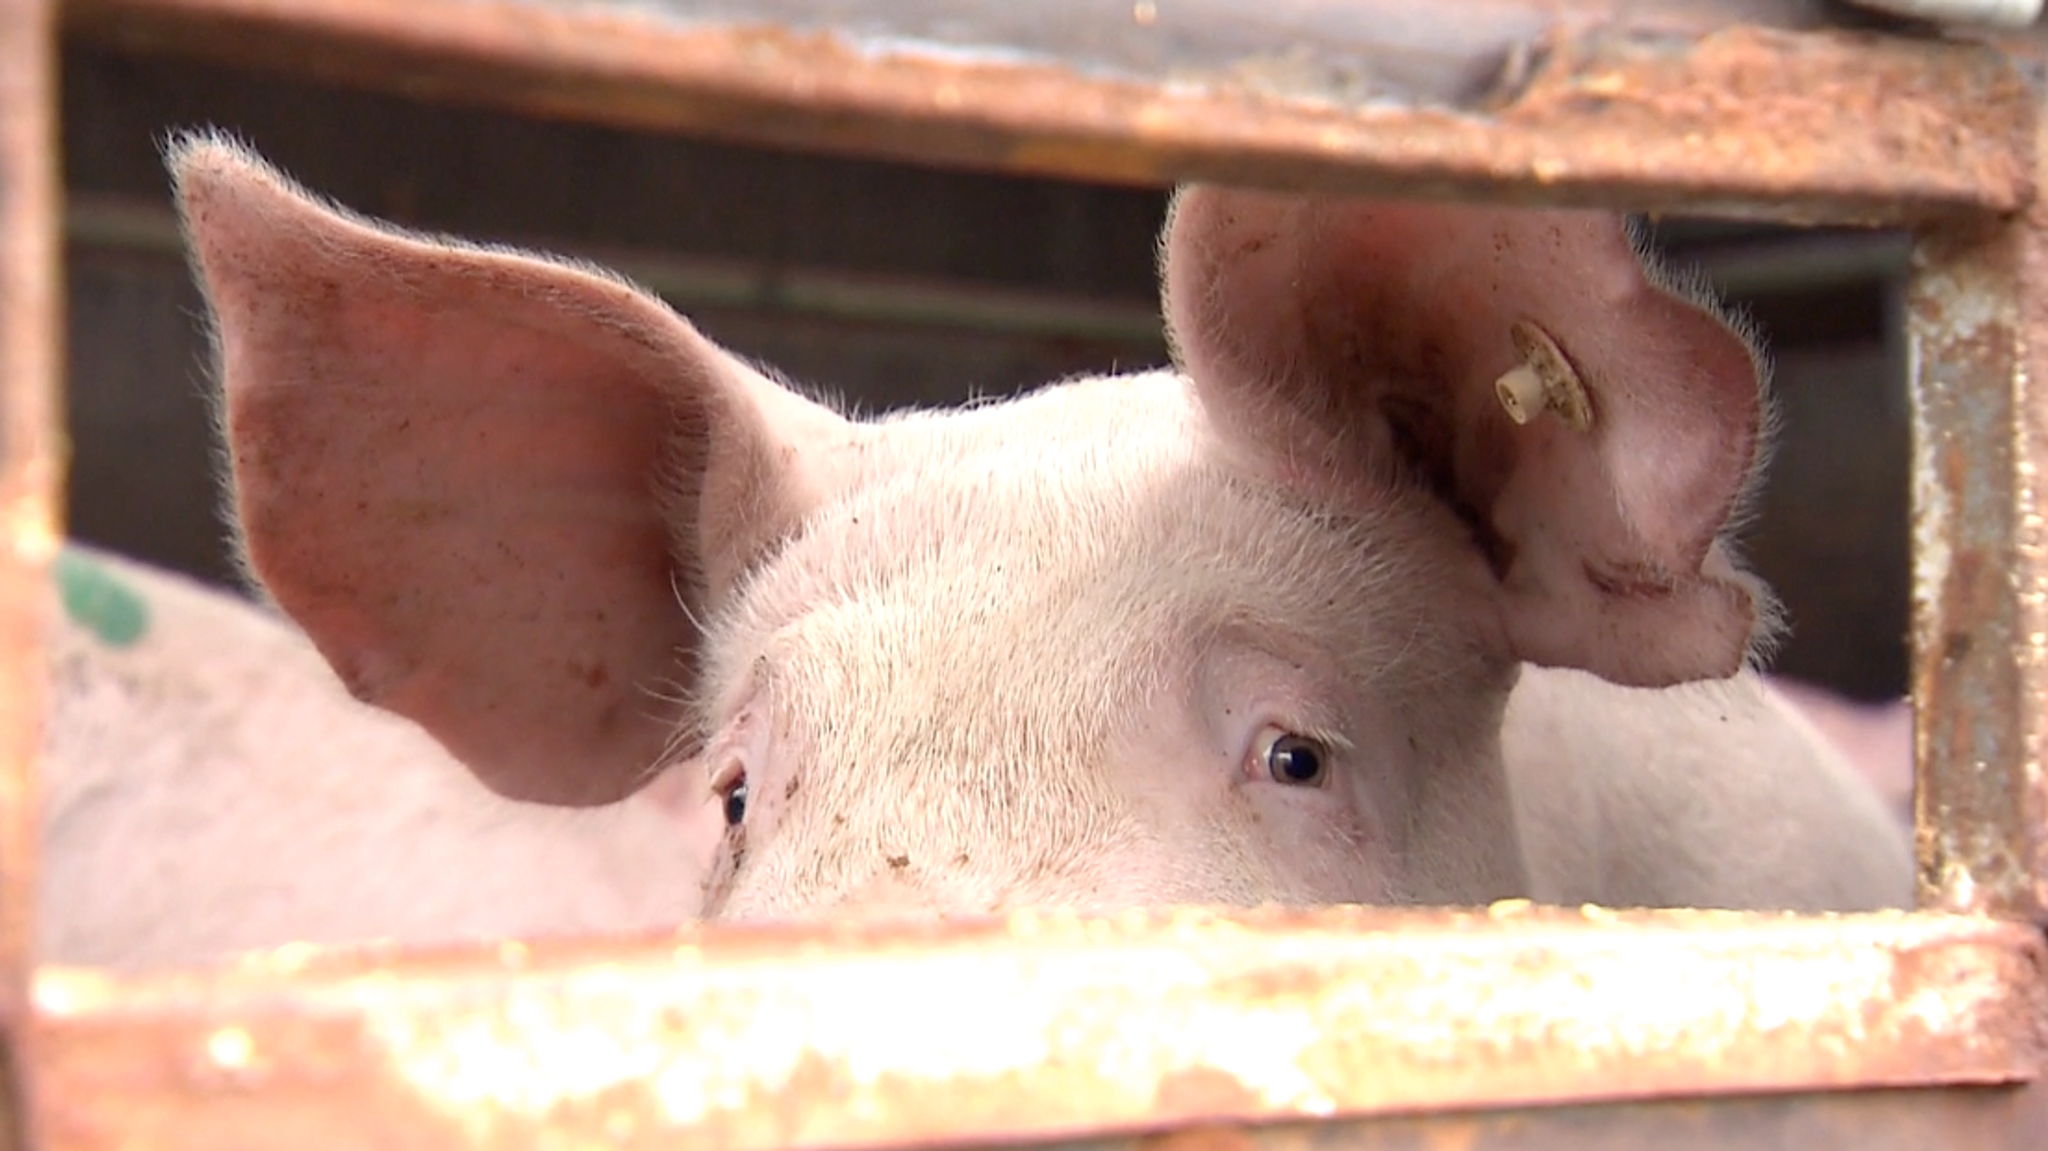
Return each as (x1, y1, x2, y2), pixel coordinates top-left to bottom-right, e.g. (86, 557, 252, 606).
(1163, 188, 1769, 688)
(169, 135, 843, 806)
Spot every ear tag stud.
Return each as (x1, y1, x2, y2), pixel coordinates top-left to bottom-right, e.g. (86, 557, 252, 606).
(1493, 319, 1593, 432)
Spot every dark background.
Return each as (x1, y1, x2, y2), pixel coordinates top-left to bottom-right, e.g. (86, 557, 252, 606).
(59, 45, 1911, 701)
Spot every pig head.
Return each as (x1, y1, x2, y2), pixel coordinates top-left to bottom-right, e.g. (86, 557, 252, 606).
(169, 135, 1910, 922)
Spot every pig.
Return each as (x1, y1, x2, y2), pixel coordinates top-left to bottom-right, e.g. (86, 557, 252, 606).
(42, 544, 702, 968)
(154, 132, 1909, 936)
(38, 552, 1914, 972)
(1765, 676, 1914, 825)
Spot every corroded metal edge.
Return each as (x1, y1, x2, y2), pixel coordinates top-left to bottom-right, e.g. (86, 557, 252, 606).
(2018, 135, 2048, 923)
(1908, 128, 2048, 920)
(1072, 1083, 2048, 1151)
(62, 0, 2035, 222)
(29, 907, 2048, 1151)
(0, 1, 61, 1150)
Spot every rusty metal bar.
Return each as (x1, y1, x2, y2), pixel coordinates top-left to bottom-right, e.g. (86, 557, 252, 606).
(29, 907, 2048, 1151)
(1157, 1086, 2048, 1151)
(1081, 1084, 2048, 1151)
(61, 0, 2034, 224)
(1908, 199, 2048, 918)
(1065, 1083, 2048, 1151)
(0, 0, 61, 1149)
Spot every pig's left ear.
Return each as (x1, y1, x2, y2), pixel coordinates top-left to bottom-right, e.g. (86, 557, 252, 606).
(170, 135, 845, 806)
(1162, 188, 1768, 687)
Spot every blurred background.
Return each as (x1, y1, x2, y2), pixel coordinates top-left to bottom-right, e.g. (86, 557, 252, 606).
(59, 45, 1911, 703)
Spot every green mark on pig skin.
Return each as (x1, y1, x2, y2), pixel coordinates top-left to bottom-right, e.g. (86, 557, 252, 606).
(56, 550, 150, 648)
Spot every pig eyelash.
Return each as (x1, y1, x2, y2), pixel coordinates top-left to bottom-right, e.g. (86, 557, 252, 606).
(1250, 726, 1347, 788)
(710, 762, 750, 826)
(667, 567, 709, 635)
(636, 670, 709, 789)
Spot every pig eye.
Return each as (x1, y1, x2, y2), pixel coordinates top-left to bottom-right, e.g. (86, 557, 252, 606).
(1259, 729, 1330, 787)
(718, 772, 749, 826)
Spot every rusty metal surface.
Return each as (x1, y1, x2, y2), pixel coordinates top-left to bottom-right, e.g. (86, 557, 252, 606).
(0, 0, 61, 1149)
(1908, 181, 2048, 917)
(2015, 138, 2048, 924)
(1052, 1082, 2048, 1151)
(370, 0, 1857, 110)
(29, 906, 2048, 1151)
(61, 0, 2034, 223)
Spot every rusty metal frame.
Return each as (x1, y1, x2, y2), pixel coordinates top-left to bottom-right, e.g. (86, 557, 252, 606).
(1909, 204, 2048, 921)
(27, 909, 2048, 1150)
(56, 0, 2038, 222)
(8, 1, 2048, 1148)
(0, 0, 60, 1148)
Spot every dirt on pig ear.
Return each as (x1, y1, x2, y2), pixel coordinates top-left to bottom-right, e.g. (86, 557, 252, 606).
(1160, 188, 1773, 688)
(170, 132, 846, 806)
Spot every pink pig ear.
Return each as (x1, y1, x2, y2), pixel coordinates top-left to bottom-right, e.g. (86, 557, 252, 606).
(170, 135, 843, 805)
(1162, 188, 1770, 687)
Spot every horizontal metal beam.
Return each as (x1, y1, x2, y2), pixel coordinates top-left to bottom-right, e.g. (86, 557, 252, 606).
(1089, 1084, 2048, 1151)
(62, 0, 2037, 223)
(30, 907, 2048, 1151)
